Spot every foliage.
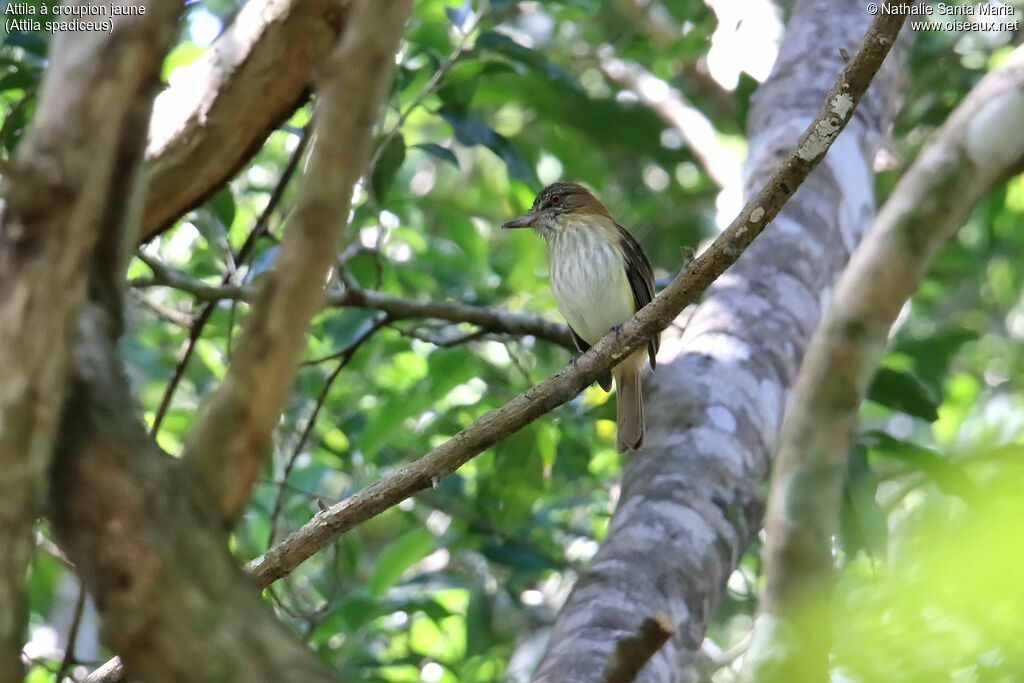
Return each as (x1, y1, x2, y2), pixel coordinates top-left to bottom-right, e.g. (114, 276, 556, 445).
(3, 0, 1024, 681)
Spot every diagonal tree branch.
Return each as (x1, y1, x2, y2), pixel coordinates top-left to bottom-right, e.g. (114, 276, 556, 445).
(180, 0, 413, 523)
(245, 5, 906, 590)
(140, 0, 349, 243)
(0, 3, 183, 680)
(744, 43, 1024, 682)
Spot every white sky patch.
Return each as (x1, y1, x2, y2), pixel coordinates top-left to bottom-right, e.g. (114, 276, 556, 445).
(615, 89, 639, 105)
(247, 163, 276, 188)
(707, 405, 738, 433)
(661, 128, 684, 150)
(479, 340, 511, 366)
(537, 153, 563, 185)
(409, 161, 436, 196)
(705, 0, 783, 89)
(380, 210, 400, 230)
(161, 222, 200, 267)
(643, 164, 670, 192)
(637, 74, 670, 102)
(675, 161, 701, 188)
(359, 225, 381, 248)
(715, 183, 744, 229)
(188, 8, 222, 46)
(445, 377, 487, 406)
(521, 589, 545, 606)
(566, 537, 599, 562)
(385, 240, 412, 262)
(421, 662, 444, 683)
(23, 625, 59, 659)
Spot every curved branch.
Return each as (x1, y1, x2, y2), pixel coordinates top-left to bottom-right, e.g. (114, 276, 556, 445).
(744, 44, 1024, 681)
(140, 0, 349, 242)
(180, 0, 413, 522)
(246, 5, 904, 590)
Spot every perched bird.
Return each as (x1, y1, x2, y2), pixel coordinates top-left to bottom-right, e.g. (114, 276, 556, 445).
(502, 182, 659, 453)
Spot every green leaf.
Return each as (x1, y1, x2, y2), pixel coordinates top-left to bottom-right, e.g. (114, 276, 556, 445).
(0, 68, 37, 93)
(867, 366, 939, 421)
(371, 133, 406, 201)
(414, 142, 459, 168)
(480, 425, 545, 525)
(369, 527, 435, 596)
(439, 108, 537, 184)
(3, 32, 48, 59)
(481, 538, 559, 572)
(839, 446, 887, 560)
(207, 187, 236, 231)
(859, 430, 980, 504)
(465, 586, 495, 657)
(474, 31, 577, 87)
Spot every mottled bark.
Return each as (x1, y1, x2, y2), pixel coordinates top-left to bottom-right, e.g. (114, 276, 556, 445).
(140, 0, 350, 243)
(744, 44, 1024, 681)
(534, 1, 907, 681)
(0, 3, 182, 679)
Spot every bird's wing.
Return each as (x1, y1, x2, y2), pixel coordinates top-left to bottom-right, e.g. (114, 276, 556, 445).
(569, 324, 613, 391)
(617, 223, 660, 370)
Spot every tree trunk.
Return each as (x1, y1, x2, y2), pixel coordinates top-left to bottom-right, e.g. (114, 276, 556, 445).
(533, 1, 907, 680)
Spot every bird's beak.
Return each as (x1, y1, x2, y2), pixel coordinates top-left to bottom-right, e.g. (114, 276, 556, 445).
(501, 212, 536, 229)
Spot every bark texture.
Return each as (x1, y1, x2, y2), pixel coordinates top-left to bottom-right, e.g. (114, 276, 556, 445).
(744, 44, 1024, 681)
(53, 307, 339, 683)
(0, 3, 182, 679)
(533, 1, 907, 681)
(140, 0, 350, 242)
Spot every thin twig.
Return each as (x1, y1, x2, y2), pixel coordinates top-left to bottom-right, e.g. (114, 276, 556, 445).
(55, 583, 87, 682)
(131, 264, 575, 350)
(393, 324, 490, 347)
(267, 315, 390, 546)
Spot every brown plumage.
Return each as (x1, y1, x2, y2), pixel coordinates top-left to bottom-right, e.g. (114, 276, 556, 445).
(502, 182, 659, 452)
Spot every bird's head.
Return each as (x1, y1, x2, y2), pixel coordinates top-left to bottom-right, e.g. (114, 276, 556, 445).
(501, 182, 613, 238)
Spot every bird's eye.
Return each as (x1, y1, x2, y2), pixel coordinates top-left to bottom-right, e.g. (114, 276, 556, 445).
(550, 195, 562, 206)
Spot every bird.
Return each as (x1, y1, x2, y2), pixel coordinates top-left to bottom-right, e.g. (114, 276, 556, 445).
(502, 182, 659, 453)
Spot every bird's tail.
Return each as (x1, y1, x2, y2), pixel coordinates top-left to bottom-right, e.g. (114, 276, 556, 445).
(614, 353, 646, 453)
